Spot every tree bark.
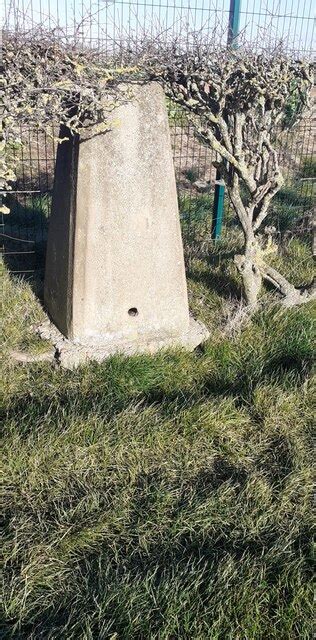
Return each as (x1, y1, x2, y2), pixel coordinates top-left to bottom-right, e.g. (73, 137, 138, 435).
(230, 188, 315, 310)
(235, 242, 315, 308)
(260, 262, 316, 307)
(234, 237, 263, 308)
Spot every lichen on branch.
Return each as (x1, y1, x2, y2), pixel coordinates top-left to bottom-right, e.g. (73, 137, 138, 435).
(2, 29, 138, 204)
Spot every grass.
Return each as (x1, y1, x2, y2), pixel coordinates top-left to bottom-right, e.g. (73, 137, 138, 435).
(2, 225, 315, 639)
(6, 194, 51, 234)
(299, 156, 316, 179)
(2, 173, 315, 638)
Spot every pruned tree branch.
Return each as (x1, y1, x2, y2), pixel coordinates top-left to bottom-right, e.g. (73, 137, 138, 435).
(136, 36, 313, 308)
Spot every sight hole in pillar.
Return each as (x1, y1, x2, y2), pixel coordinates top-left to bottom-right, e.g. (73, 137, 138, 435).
(128, 307, 139, 317)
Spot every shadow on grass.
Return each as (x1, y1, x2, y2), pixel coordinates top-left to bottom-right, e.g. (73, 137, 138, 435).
(13, 452, 307, 640)
(188, 260, 242, 300)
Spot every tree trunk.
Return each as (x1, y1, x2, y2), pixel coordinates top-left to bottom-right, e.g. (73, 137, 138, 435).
(234, 237, 262, 308)
(235, 237, 315, 309)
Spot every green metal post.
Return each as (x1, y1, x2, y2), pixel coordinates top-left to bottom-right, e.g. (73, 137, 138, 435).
(211, 0, 241, 239)
(211, 173, 225, 239)
(227, 0, 241, 46)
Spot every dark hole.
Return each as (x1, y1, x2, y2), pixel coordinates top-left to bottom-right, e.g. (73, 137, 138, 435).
(128, 307, 139, 317)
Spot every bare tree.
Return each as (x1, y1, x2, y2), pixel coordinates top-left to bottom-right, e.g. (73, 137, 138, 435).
(141, 40, 314, 308)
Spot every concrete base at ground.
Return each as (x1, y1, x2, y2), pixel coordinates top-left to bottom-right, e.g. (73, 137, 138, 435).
(37, 316, 209, 369)
(44, 81, 208, 363)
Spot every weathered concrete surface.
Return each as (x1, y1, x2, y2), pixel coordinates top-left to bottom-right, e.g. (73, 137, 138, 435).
(37, 316, 209, 369)
(44, 82, 208, 365)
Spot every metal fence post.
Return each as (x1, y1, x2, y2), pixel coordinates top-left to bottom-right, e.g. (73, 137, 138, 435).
(211, 0, 241, 239)
(227, 0, 241, 46)
(211, 172, 225, 239)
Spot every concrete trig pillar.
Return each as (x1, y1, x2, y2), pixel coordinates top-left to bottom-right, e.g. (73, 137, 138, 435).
(43, 82, 208, 367)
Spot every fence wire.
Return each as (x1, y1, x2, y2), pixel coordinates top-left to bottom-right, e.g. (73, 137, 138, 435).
(2, 0, 315, 275)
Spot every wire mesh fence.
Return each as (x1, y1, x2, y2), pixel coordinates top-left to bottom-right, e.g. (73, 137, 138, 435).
(2, 0, 315, 276)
